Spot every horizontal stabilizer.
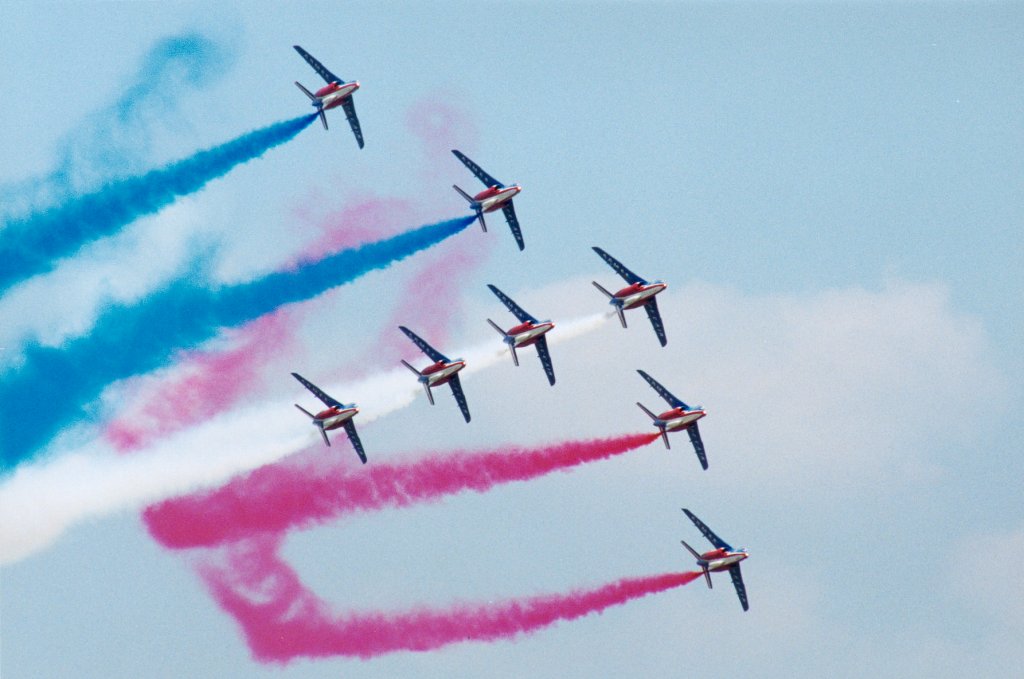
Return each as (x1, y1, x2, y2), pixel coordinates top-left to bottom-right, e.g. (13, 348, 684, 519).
(295, 81, 316, 100)
(486, 318, 508, 338)
(400, 359, 421, 376)
(294, 403, 316, 420)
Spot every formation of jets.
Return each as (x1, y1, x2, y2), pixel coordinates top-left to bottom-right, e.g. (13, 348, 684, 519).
(287, 46, 752, 613)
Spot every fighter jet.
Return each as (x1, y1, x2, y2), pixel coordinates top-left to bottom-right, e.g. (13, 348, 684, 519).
(293, 45, 364, 148)
(635, 369, 708, 469)
(681, 508, 750, 611)
(591, 247, 668, 346)
(451, 150, 525, 250)
(291, 372, 366, 463)
(399, 326, 471, 423)
(485, 284, 556, 385)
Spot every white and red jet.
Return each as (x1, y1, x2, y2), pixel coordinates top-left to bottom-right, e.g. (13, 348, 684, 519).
(485, 284, 556, 386)
(635, 369, 708, 469)
(291, 372, 367, 463)
(681, 508, 750, 611)
(399, 326, 471, 423)
(591, 247, 669, 346)
(293, 45, 364, 148)
(451, 150, 525, 251)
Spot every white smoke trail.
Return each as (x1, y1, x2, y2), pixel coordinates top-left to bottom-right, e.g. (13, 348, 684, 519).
(0, 313, 609, 565)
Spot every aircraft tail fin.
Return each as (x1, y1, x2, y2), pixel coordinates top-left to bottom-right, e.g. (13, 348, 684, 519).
(637, 402, 669, 448)
(318, 109, 328, 130)
(592, 282, 627, 327)
(295, 81, 316, 100)
(486, 318, 508, 337)
(680, 541, 713, 589)
(317, 423, 331, 447)
(453, 185, 486, 232)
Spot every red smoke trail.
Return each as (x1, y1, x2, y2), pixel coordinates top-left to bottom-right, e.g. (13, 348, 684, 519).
(104, 309, 294, 452)
(145, 432, 659, 549)
(199, 535, 700, 662)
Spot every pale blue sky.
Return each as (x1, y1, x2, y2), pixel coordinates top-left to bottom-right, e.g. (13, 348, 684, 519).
(2, 3, 1022, 678)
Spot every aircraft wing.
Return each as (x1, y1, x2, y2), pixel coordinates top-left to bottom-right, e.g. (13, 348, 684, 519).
(728, 564, 750, 611)
(452, 150, 504, 188)
(294, 45, 343, 84)
(636, 370, 689, 410)
(291, 372, 343, 409)
(644, 297, 668, 347)
(487, 284, 537, 323)
(502, 202, 526, 251)
(534, 335, 556, 386)
(341, 97, 365, 149)
(399, 326, 450, 363)
(343, 419, 367, 464)
(449, 374, 471, 423)
(682, 509, 734, 552)
(688, 422, 709, 470)
(591, 247, 647, 285)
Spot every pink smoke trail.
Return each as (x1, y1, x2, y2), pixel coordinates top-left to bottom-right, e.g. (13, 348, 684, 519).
(199, 535, 700, 662)
(104, 309, 295, 452)
(145, 432, 659, 549)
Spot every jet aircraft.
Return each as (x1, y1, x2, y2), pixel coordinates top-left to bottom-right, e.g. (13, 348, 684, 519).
(635, 369, 708, 469)
(291, 372, 367, 463)
(451, 150, 525, 250)
(681, 508, 750, 611)
(485, 284, 556, 385)
(399, 326, 471, 423)
(293, 45, 364, 148)
(591, 247, 668, 346)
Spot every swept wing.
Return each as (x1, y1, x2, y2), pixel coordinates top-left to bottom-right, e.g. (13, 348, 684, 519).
(452, 150, 504, 188)
(294, 45, 343, 84)
(592, 247, 648, 285)
(682, 508, 734, 552)
(449, 374, 471, 423)
(399, 326, 451, 364)
(487, 284, 538, 324)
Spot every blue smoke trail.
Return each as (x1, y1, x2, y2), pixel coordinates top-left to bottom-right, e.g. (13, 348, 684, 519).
(0, 114, 317, 294)
(1, 33, 231, 220)
(0, 215, 475, 471)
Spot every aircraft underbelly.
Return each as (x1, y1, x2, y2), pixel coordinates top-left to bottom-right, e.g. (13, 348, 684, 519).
(427, 365, 463, 385)
(620, 289, 658, 308)
(323, 411, 356, 429)
(666, 413, 702, 430)
(513, 326, 550, 345)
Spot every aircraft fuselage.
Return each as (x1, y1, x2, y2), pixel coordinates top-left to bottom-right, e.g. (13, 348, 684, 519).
(315, 405, 358, 431)
(660, 407, 706, 432)
(314, 81, 359, 111)
(420, 360, 466, 387)
(614, 281, 667, 310)
(474, 185, 521, 212)
(700, 548, 749, 572)
(506, 321, 554, 348)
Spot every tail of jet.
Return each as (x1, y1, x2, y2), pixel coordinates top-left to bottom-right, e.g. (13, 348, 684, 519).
(295, 81, 328, 130)
(294, 403, 331, 446)
(453, 185, 487, 232)
(636, 402, 670, 449)
(401, 359, 435, 405)
(486, 319, 520, 366)
(680, 540, 713, 589)
(592, 282, 627, 327)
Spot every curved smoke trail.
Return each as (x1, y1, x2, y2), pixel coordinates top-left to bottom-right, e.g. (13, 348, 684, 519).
(0, 114, 316, 294)
(200, 535, 700, 662)
(145, 432, 659, 549)
(0, 215, 474, 470)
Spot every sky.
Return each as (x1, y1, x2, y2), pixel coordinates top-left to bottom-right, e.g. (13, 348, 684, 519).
(1, 2, 1022, 677)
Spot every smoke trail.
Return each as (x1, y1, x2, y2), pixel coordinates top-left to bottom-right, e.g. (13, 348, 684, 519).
(0, 215, 475, 470)
(104, 310, 295, 452)
(0, 314, 608, 564)
(1, 32, 231, 218)
(0, 114, 317, 294)
(145, 432, 658, 549)
(200, 536, 700, 662)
